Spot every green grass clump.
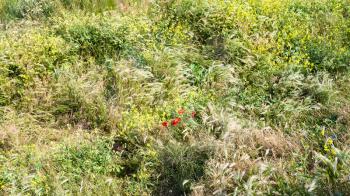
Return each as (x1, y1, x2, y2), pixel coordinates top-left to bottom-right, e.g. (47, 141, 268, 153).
(52, 14, 130, 62)
(0, 0, 55, 21)
(0, 0, 116, 22)
(1, 0, 350, 195)
(156, 142, 212, 195)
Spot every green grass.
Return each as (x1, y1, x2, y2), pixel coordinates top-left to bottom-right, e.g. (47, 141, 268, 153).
(0, 0, 116, 22)
(1, 0, 350, 195)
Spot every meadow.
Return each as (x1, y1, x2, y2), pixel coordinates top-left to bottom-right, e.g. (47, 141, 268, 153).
(1, 0, 350, 195)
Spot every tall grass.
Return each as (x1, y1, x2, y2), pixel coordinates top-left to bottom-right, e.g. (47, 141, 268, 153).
(0, 0, 116, 22)
(1, 0, 350, 195)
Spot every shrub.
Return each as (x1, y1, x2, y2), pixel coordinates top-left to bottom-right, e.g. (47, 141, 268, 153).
(0, 29, 71, 108)
(151, 0, 237, 44)
(53, 138, 122, 178)
(53, 14, 129, 62)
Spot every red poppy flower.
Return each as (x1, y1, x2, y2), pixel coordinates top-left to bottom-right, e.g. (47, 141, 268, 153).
(178, 109, 185, 115)
(171, 117, 181, 126)
(162, 121, 168, 127)
(191, 111, 196, 118)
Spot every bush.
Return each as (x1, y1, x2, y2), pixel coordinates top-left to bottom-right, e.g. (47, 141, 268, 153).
(53, 138, 122, 178)
(53, 14, 129, 62)
(151, 0, 237, 44)
(305, 39, 350, 73)
(0, 29, 71, 108)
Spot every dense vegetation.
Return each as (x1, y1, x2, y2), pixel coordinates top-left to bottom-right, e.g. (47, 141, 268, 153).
(1, 0, 350, 195)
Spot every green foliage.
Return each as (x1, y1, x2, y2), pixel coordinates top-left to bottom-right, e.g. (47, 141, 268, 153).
(51, 70, 111, 129)
(1, 0, 350, 195)
(0, 29, 71, 108)
(0, 0, 55, 21)
(0, 0, 116, 22)
(53, 14, 129, 62)
(156, 142, 212, 195)
(59, 0, 116, 13)
(151, 0, 236, 44)
(53, 138, 121, 178)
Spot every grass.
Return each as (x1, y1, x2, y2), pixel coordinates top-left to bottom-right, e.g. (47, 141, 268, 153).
(1, 0, 350, 195)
